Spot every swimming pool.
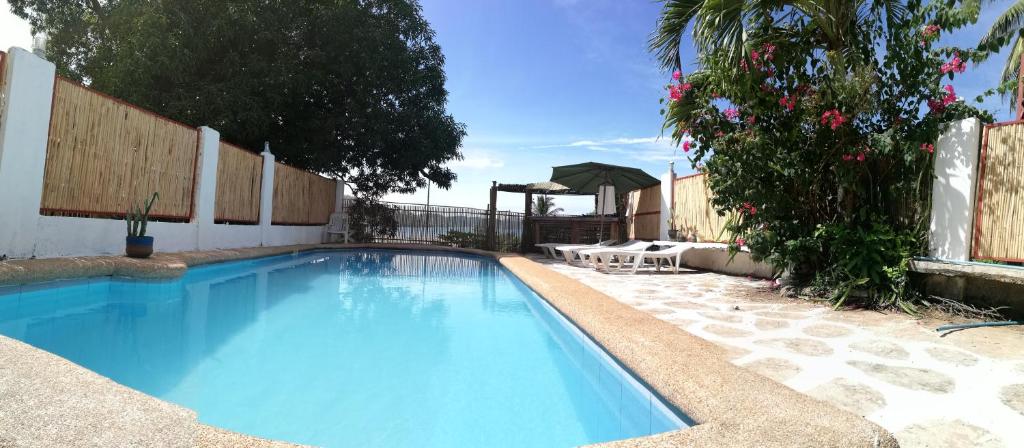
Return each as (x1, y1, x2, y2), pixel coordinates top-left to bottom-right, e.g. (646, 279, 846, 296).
(0, 250, 687, 447)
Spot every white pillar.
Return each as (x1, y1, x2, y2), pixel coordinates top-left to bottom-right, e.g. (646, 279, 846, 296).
(0, 48, 56, 259)
(259, 143, 276, 246)
(658, 161, 676, 240)
(929, 117, 982, 261)
(195, 127, 220, 250)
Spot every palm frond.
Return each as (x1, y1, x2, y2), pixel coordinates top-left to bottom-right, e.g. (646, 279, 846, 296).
(650, 0, 705, 70)
(980, 0, 1024, 51)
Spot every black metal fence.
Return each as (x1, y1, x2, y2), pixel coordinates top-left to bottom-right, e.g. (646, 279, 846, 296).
(366, 201, 524, 252)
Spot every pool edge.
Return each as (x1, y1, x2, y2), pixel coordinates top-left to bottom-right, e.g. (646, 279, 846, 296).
(0, 243, 899, 447)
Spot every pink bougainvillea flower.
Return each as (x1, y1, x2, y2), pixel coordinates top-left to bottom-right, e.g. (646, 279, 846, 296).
(746, 115, 756, 125)
(940, 53, 966, 74)
(856, 152, 866, 162)
(761, 42, 776, 61)
(842, 154, 854, 162)
(681, 82, 693, 93)
(928, 98, 945, 114)
(923, 24, 941, 38)
(682, 140, 692, 152)
(714, 130, 725, 137)
(740, 59, 749, 72)
(820, 109, 847, 130)
(741, 202, 757, 215)
(942, 85, 957, 105)
(736, 238, 746, 247)
(711, 91, 720, 99)
(750, 50, 760, 61)
(724, 107, 740, 121)
(669, 84, 682, 102)
(921, 143, 935, 154)
(672, 70, 682, 81)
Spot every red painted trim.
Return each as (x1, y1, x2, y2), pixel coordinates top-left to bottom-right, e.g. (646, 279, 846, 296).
(54, 76, 198, 131)
(214, 219, 259, 225)
(187, 132, 201, 221)
(40, 208, 189, 221)
(972, 124, 992, 260)
(633, 210, 661, 217)
(270, 221, 328, 226)
(673, 172, 705, 183)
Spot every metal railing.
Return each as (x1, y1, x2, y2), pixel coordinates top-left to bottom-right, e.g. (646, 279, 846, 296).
(366, 201, 524, 252)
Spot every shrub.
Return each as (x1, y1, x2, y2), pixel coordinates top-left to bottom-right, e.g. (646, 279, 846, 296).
(662, 1, 992, 310)
(348, 198, 398, 243)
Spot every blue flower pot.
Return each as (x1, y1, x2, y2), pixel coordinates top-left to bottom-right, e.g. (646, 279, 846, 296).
(126, 236, 154, 258)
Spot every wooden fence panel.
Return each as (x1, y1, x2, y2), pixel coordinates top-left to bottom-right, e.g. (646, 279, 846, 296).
(672, 173, 730, 242)
(627, 185, 661, 239)
(974, 121, 1024, 261)
(215, 142, 263, 223)
(271, 162, 336, 225)
(40, 78, 199, 219)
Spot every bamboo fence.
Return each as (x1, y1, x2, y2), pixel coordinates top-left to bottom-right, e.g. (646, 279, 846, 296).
(974, 122, 1024, 261)
(40, 78, 199, 219)
(215, 142, 263, 223)
(672, 173, 730, 242)
(627, 184, 661, 239)
(271, 162, 336, 225)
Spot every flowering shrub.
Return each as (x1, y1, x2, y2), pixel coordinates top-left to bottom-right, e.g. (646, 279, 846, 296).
(659, 1, 992, 310)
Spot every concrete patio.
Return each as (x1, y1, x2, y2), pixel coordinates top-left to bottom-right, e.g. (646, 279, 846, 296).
(533, 255, 1024, 448)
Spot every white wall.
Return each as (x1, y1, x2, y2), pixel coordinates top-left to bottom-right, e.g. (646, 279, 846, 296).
(0, 48, 334, 260)
(658, 162, 676, 240)
(0, 48, 56, 259)
(929, 118, 982, 261)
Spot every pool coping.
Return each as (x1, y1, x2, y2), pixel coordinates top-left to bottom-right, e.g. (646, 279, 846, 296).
(0, 243, 899, 447)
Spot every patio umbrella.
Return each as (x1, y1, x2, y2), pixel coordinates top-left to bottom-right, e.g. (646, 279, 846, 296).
(549, 162, 660, 194)
(549, 162, 660, 240)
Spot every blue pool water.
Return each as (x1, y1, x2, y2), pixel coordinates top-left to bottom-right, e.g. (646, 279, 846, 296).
(0, 250, 686, 447)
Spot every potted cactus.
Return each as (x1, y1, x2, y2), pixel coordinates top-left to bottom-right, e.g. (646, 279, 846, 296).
(125, 192, 159, 258)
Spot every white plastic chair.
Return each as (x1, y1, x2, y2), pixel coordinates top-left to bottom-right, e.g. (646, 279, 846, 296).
(326, 212, 350, 243)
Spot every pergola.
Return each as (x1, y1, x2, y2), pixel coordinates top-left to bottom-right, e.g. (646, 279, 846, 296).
(486, 181, 617, 252)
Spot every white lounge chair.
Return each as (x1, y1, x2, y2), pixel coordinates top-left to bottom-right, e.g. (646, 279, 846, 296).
(570, 240, 654, 267)
(535, 240, 616, 259)
(626, 243, 697, 273)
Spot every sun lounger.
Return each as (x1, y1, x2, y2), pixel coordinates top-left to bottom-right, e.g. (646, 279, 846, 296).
(570, 240, 654, 267)
(589, 243, 695, 273)
(535, 240, 616, 259)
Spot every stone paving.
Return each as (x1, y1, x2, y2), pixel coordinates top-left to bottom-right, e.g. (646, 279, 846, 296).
(533, 255, 1024, 448)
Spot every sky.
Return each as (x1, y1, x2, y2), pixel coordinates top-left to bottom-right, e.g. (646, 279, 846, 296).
(0, 0, 1018, 214)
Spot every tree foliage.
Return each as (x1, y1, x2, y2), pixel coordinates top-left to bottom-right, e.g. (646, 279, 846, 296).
(9, 0, 465, 197)
(655, 0, 992, 310)
(531, 195, 563, 216)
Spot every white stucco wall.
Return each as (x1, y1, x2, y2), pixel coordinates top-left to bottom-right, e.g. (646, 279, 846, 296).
(0, 49, 330, 260)
(929, 118, 982, 261)
(0, 48, 56, 259)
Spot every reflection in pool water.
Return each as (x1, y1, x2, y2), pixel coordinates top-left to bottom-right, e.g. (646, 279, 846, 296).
(0, 250, 687, 447)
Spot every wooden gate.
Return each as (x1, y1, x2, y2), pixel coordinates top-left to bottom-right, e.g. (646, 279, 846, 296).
(973, 121, 1024, 261)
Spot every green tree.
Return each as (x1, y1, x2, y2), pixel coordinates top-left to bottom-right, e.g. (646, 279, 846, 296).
(9, 0, 465, 198)
(979, 0, 1024, 106)
(650, 0, 914, 71)
(531, 195, 563, 216)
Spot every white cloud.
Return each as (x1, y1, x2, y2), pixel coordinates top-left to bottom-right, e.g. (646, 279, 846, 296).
(448, 149, 505, 169)
(531, 135, 694, 162)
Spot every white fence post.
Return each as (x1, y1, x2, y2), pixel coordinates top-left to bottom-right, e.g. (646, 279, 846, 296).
(259, 143, 276, 246)
(195, 126, 221, 250)
(658, 161, 676, 240)
(929, 117, 982, 261)
(0, 48, 56, 259)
